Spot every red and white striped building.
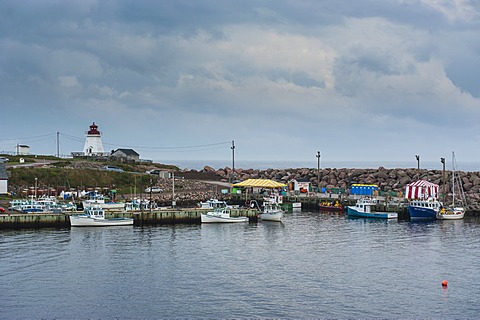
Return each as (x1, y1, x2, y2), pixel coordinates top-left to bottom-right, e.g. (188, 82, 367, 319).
(405, 180, 439, 200)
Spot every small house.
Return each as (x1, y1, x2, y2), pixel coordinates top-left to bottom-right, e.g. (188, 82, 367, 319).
(289, 178, 311, 193)
(111, 149, 140, 162)
(16, 145, 30, 155)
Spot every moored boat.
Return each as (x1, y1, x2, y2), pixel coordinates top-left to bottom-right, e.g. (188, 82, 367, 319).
(69, 206, 133, 227)
(198, 198, 229, 209)
(347, 197, 397, 219)
(82, 191, 124, 210)
(408, 198, 441, 221)
(405, 180, 441, 221)
(200, 207, 249, 223)
(437, 151, 465, 220)
(319, 201, 343, 212)
(259, 202, 283, 222)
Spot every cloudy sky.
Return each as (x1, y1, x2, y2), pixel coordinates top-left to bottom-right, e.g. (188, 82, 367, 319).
(1, 0, 479, 166)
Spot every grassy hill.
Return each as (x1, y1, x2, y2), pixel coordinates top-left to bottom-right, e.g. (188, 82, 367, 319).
(2, 155, 180, 198)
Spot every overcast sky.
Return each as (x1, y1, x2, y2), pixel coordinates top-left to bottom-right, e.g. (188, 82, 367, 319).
(1, 0, 479, 165)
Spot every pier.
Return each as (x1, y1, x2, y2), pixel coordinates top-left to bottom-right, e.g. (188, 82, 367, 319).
(0, 208, 259, 230)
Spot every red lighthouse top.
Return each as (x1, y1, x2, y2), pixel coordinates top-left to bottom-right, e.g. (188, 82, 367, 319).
(87, 122, 100, 135)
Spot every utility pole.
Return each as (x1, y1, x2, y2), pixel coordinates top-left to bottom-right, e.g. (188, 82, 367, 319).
(440, 157, 445, 203)
(231, 140, 235, 182)
(57, 131, 60, 158)
(316, 151, 321, 191)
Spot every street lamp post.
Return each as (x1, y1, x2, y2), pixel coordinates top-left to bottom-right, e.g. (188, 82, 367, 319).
(231, 140, 235, 182)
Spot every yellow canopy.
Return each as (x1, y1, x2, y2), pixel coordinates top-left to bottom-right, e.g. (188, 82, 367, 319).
(232, 178, 286, 188)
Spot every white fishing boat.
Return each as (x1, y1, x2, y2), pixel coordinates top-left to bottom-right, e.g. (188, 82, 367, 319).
(82, 191, 124, 210)
(69, 206, 133, 227)
(259, 202, 283, 222)
(198, 198, 229, 209)
(200, 207, 249, 223)
(437, 151, 465, 220)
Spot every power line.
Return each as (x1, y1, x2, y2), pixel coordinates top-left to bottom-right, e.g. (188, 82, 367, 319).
(0, 133, 57, 142)
(2, 132, 232, 153)
(59, 132, 231, 151)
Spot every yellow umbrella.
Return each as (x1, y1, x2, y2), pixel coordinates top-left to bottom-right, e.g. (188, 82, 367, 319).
(232, 178, 286, 188)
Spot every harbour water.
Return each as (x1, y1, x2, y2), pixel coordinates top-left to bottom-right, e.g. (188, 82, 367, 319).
(1, 211, 480, 319)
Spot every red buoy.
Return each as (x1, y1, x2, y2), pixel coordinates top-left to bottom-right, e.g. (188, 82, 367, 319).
(442, 280, 448, 287)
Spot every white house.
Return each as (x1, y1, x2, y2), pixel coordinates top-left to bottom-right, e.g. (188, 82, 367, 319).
(288, 178, 311, 193)
(16, 144, 30, 155)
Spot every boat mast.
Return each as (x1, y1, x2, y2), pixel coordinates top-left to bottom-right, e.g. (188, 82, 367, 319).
(441, 157, 445, 203)
(451, 151, 455, 207)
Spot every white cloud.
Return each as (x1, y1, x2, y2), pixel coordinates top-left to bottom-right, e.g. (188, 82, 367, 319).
(58, 75, 80, 88)
(421, 0, 479, 23)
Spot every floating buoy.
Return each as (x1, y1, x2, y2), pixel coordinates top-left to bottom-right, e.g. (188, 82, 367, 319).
(442, 280, 448, 287)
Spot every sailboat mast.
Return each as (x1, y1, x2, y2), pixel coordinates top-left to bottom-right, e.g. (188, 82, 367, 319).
(452, 151, 455, 207)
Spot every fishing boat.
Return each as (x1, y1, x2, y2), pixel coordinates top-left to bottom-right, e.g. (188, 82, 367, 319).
(82, 191, 124, 210)
(200, 207, 249, 223)
(259, 202, 283, 222)
(437, 151, 465, 220)
(319, 201, 344, 212)
(406, 180, 441, 221)
(408, 198, 442, 221)
(198, 198, 229, 209)
(69, 206, 134, 227)
(347, 197, 397, 219)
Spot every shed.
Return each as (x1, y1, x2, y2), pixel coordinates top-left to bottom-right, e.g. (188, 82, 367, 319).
(350, 184, 379, 196)
(0, 162, 8, 195)
(111, 149, 140, 162)
(288, 178, 311, 193)
(16, 145, 30, 155)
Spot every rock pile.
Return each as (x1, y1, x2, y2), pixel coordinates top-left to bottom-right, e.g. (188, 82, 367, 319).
(197, 166, 480, 211)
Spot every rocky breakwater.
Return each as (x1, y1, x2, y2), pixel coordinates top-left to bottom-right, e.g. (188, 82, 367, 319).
(199, 165, 480, 212)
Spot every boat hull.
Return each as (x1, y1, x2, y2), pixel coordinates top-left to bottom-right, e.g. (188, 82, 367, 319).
(347, 207, 397, 219)
(319, 205, 343, 212)
(259, 211, 283, 222)
(408, 206, 437, 221)
(200, 214, 249, 223)
(70, 215, 133, 227)
(437, 208, 465, 220)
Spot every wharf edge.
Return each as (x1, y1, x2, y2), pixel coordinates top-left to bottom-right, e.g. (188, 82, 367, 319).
(0, 208, 258, 230)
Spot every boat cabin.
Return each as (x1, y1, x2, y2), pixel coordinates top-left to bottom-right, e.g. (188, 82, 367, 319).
(85, 206, 106, 219)
(409, 198, 442, 210)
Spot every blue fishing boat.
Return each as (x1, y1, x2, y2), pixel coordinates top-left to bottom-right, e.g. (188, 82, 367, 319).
(408, 198, 441, 221)
(405, 180, 441, 221)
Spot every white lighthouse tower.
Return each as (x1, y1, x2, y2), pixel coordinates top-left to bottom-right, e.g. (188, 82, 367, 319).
(83, 122, 106, 156)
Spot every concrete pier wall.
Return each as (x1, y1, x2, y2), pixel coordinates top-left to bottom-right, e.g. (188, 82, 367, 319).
(0, 208, 259, 230)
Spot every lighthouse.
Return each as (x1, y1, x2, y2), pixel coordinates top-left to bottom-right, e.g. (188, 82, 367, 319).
(83, 122, 106, 156)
